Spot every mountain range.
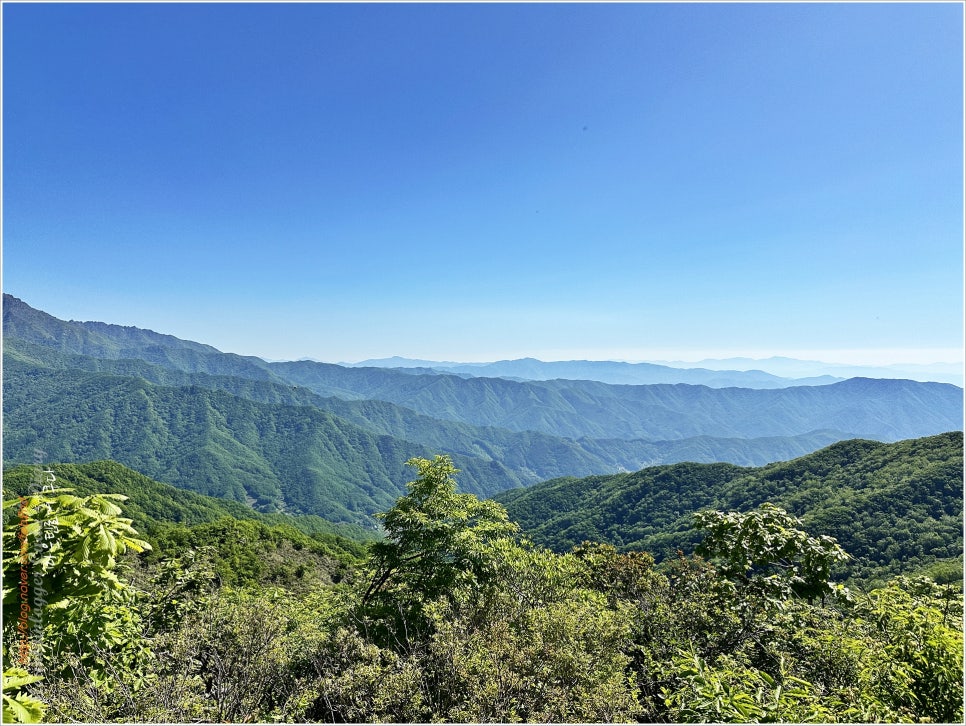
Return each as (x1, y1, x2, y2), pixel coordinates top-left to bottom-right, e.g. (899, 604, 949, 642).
(343, 356, 842, 388)
(268, 360, 960, 441)
(663, 356, 964, 386)
(346, 355, 964, 387)
(3, 293, 963, 527)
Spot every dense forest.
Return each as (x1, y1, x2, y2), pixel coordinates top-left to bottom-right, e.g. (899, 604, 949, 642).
(5, 295, 963, 536)
(3, 296, 964, 722)
(263, 359, 962, 442)
(3, 453, 963, 723)
(6, 339, 862, 518)
(497, 432, 964, 586)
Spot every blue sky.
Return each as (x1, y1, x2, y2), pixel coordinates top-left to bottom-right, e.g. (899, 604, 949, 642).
(3, 2, 963, 365)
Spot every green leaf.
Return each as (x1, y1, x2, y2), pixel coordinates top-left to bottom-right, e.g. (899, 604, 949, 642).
(2, 669, 46, 724)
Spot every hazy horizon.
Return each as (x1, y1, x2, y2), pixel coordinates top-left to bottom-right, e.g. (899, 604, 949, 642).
(7, 291, 962, 373)
(337, 351, 964, 369)
(3, 3, 962, 369)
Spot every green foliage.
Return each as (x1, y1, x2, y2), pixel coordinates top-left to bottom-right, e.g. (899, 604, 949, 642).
(844, 577, 964, 722)
(2, 668, 46, 723)
(2, 489, 151, 675)
(303, 626, 429, 723)
(2, 488, 153, 720)
(36, 585, 340, 723)
(571, 541, 663, 611)
(359, 456, 518, 640)
(694, 503, 851, 604)
(424, 593, 641, 722)
(7, 463, 962, 724)
(662, 650, 832, 723)
(498, 432, 964, 586)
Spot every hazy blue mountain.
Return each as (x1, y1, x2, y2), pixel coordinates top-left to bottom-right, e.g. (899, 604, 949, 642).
(346, 356, 473, 369)
(351, 354, 961, 387)
(268, 359, 962, 442)
(663, 355, 964, 386)
(3, 338, 854, 498)
(347, 355, 842, 388)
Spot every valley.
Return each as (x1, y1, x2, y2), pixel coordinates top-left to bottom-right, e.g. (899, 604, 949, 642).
(3, 294, 962, 528)
(2, 293, 962, 723)
(4, 4, 962, 721)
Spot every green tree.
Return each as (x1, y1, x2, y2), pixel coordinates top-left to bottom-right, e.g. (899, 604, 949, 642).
(694, 502, 851, 605)
(360, 456, 518, 615)
(424, 592, 641, 722)
(3, 487, 152, 722)
(844, 577, 964, 722)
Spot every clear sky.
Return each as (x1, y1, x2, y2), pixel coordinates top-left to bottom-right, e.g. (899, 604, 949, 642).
(3, 2, 963, 365)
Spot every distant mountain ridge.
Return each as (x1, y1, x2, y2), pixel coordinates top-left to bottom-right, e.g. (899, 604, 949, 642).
(3, 294, 963, 527)
(2, 339, 856, 524)
(659, 355, 964, 387)
(346, 355, 842, 388)
(348, 355, 964, 387)
(268, 359, 961, 442)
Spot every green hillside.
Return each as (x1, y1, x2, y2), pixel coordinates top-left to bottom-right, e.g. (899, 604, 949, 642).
(4, 337, 845, 475)
(5, 452, 961, 724)
(1, 460, 371, 540)
(496, 432, 964, 585)
(6, 295, 961, 449)
(2, 460, 372, 589)
(2, 359, 531, 524)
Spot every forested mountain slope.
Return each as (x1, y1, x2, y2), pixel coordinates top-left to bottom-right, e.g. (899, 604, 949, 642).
(4, 337, 848, 480)
(7, 295, 960, 446)
(1, 459, 373, 541)
(496, 432, 964, 584)
(270, 358, 961, 441)
(2, 359, 529, 523)
(2, 460, 372, 590)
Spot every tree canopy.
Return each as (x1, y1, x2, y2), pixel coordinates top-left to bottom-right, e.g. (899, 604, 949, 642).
(2, 455, 961, 723)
